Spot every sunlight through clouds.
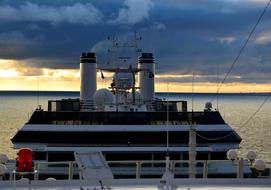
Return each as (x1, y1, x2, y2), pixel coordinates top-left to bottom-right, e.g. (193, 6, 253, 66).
(0, 59, 20, 78)
(0, 0, 270, 92)
(0, 59, 270, 92)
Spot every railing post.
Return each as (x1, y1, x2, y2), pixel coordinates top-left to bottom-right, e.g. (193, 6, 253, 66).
(34, 162, 39, 180)
(68, 162, 73, 180)
(203, 161, 208, 178)
(189, 125, 197, 178)
(9, 168, 13, 181)
(170, 161, 175, 173)
(237, 158, 244, 178)
(13, 170, 16, 190)
(136, 161, 141, 179)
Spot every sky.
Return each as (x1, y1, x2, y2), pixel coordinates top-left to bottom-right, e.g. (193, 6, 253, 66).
(0, 0, 271, 92)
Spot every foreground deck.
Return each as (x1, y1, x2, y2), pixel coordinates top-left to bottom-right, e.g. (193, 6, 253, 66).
(0, 179, 271, 190)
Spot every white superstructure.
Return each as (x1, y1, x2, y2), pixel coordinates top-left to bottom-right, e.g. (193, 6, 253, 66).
(138, 53, 155, 103)
(11, 37, 247, 179)
(80, 52, 97, 111)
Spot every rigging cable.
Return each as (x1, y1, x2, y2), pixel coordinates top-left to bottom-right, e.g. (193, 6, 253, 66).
(37, 72, 40, 108)
(166, 80, 170, 155)
(194, 95, 270, 141)
(210, 0, 271, 103)
(216, 62, 219, 110)
(195, 0, 271, 141)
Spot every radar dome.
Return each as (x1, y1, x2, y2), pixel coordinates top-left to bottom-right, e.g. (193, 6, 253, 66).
(205, 102, 212, 111)
(94, 88, 113, 107)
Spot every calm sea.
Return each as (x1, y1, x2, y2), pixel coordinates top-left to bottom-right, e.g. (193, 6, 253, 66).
(0, 91, 270, 160)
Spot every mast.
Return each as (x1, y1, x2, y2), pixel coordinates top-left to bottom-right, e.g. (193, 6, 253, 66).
(189, 124, 197, 178)
(189, 72, 197, 178)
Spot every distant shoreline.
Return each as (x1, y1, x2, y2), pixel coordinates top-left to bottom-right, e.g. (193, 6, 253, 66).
(0, 90, 270, 96)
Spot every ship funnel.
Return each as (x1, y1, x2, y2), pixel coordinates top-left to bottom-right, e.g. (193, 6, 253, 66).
(138, 53, 155, 103)
(80, 52, 97, 111)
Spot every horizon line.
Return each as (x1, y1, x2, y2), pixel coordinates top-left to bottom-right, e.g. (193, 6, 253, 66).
(0, 90, 271, 95)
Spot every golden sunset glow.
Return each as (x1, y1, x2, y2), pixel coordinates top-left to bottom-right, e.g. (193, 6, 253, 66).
(156, 82, 271, 93)
(0, 59, 270, 93)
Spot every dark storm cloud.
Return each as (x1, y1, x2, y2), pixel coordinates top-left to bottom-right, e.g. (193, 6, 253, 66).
(0, 0, 270, 83)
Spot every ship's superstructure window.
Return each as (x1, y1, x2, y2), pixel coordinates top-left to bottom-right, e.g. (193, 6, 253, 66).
(33, 151, 46, 160)
(48, 152, 75, 162)
(210, 152, 227, 160)
(27, 111, 225, 125)
(12, 131, 241, 144)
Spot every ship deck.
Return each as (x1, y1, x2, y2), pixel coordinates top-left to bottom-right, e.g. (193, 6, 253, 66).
(0, 179, 271, 190)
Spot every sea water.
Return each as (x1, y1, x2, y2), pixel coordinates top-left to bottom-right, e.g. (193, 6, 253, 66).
(0, 91, 270, 161)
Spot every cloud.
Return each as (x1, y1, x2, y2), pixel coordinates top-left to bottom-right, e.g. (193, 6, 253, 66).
(151, 22, 166, 30)
(0, 31, 37, 44)
(0, 31, 43, 59)
(0, 2, 103, 25)
(0, 0, 270, 86)
(156, 74, 238, 83)
(210, 36, 236, 44)
(109, 0, 153, 25)
(17, 58, 79, 70)
(255, 31, 271, 44)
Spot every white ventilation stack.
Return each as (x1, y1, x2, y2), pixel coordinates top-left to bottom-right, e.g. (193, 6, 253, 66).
(138, 53, 155, 103)
(80, 52, 97, 111)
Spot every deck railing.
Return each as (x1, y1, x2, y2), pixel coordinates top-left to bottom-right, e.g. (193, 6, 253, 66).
(3, 160, 271, 180)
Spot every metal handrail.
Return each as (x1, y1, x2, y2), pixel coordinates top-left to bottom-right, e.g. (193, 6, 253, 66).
(3, 159, 271, 180)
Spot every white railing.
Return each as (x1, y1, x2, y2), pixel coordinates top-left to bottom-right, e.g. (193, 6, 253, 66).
(3, 160, 271, 180)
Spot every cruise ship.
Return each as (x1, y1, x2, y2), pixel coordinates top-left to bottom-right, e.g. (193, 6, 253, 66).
(11, 44, 244, 178)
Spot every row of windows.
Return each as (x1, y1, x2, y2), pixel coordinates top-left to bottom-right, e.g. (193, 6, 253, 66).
(29, 111, 225, 125)
(34, 151, 227, 162)
(13, 131, 240, 144)
(51, 120, 191, 125)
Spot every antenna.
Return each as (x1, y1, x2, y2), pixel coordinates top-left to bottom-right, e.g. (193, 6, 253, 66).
(105, 33, 142, 69)
(134, 31, 142, 49)
(134, 31, 142, 68)
(107, 36, 118, 68)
